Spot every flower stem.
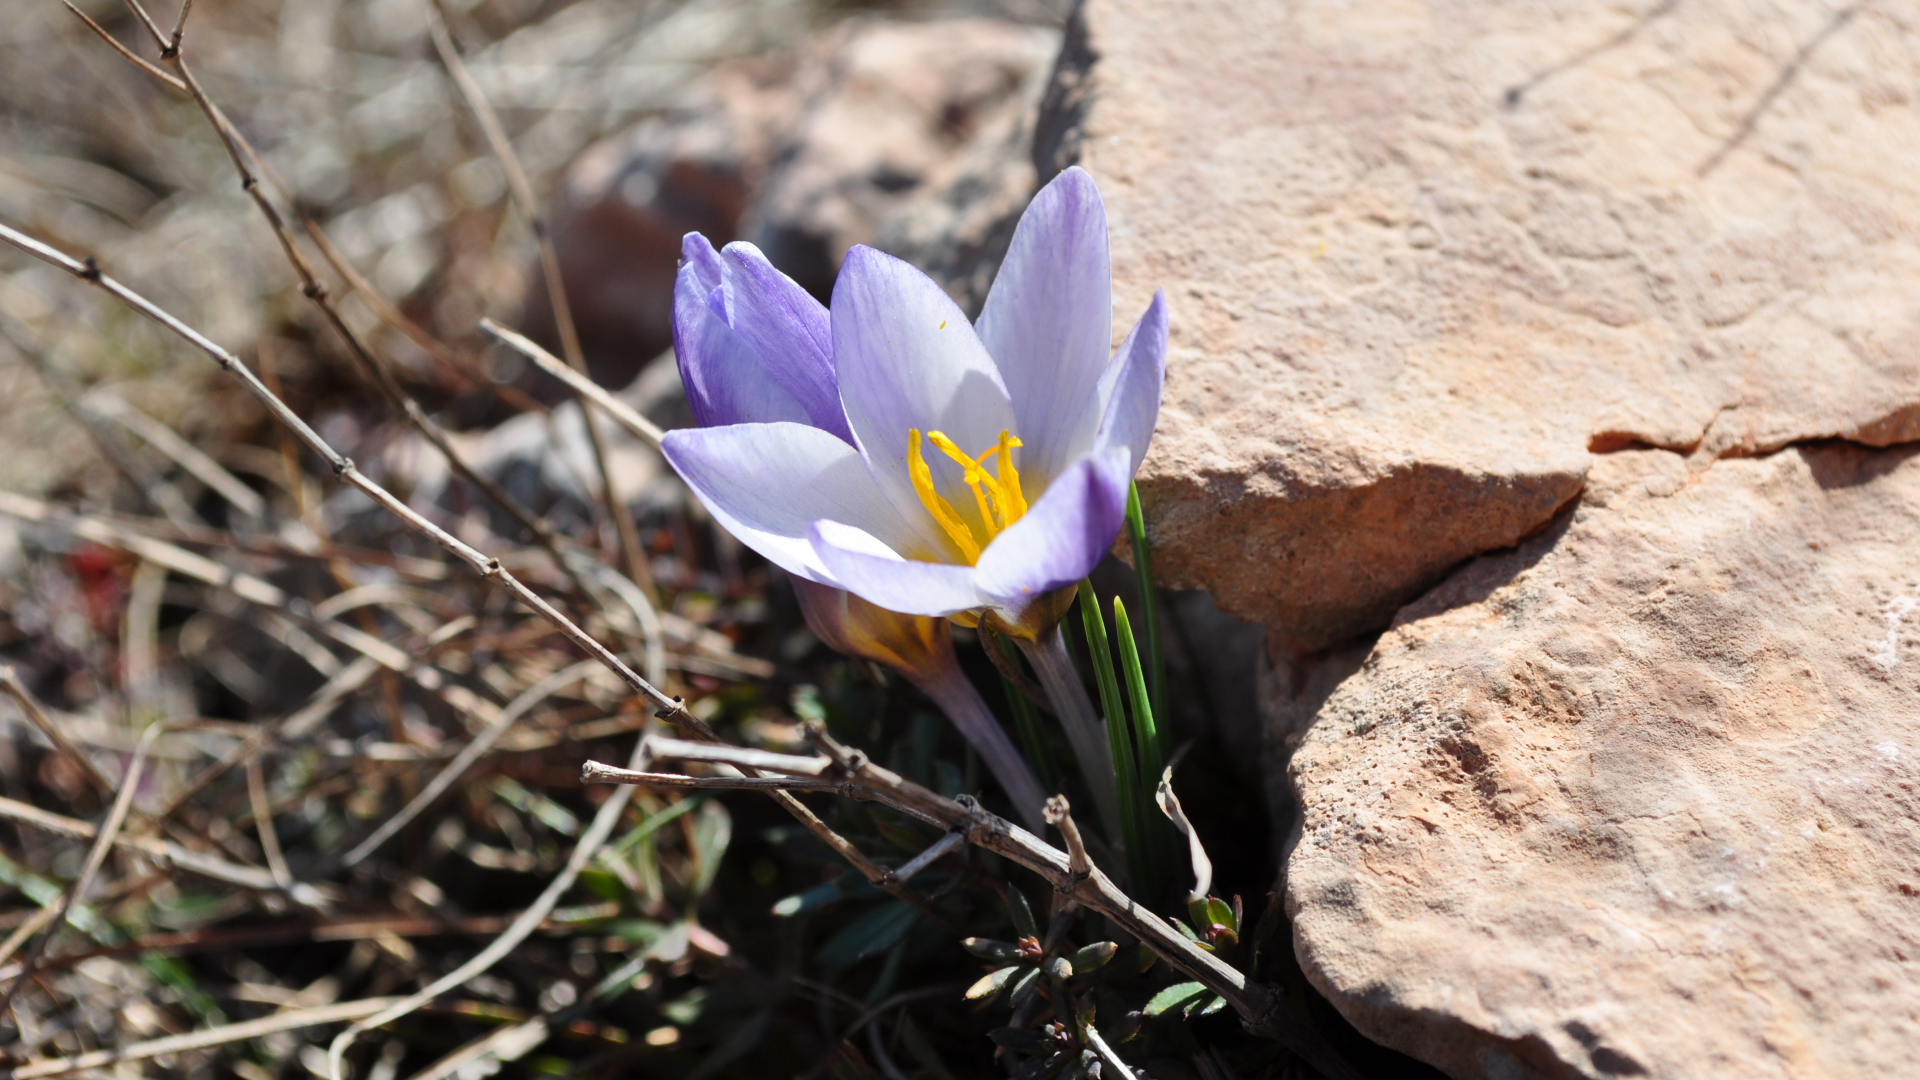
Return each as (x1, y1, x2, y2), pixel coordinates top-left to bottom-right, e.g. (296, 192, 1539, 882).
(909, 663, 1048, 832)
(1018, 624, 1123, 842)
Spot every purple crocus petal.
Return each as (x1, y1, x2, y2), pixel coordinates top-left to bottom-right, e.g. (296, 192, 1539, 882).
(831, 245, 1017, 532)
(662, 422, 917, 585)
(809, 520, 984, 618)
(973, 446, 1131, 607)
(673, 266, 810, 428)
(974, 167, 1112, 486)
(681, 232, 723, 293)
(720, 243, 852, 443)
(1090, 290, 1168, 472)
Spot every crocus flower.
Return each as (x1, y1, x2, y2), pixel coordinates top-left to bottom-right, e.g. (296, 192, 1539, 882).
(665, 167, 1167, 838)
(668, 220, 1050, 830)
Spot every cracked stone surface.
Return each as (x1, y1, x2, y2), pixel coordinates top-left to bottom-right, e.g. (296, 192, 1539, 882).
(1045, 0, 1920, 647)
(1276, 446, 1920, 1079)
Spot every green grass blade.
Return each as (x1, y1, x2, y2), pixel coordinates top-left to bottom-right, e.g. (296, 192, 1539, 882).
(1125, 482, 1166, 722)
(1078, 579, 1142, 880)
(1114, 595, 1168, 898)
(1112, 596, 1166, 785)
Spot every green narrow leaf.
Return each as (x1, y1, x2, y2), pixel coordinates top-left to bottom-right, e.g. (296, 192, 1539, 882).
(817, 901, 920, 968)
(1113, 595, 1168, 896)
(608, 795, 703, 856)
(1189, 993, 1228, 1019)
(773, 877, 853, 918)
(1125, 482, 1166, 721)
(1188, 896, 1213, 933)
(686, 799, 732, 904)
(963, 937, 1023, 963)
(1143, 981, 1209, 1017)
(1204, 896, 1236, 933)
(1009, 965, 1045, 1007)
(1067, 941, 1119, 973)
(1078, 579, 1142, 865)
(1007, 885, 1038, 939)
(966, 965, 1024, 1001)
(866, 936, 910, 1004)
(1111, 597, 1166, 787)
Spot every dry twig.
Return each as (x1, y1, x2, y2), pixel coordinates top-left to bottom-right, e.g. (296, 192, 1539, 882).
(424, 0, 652, 594)
(587, 726, 1370, 1080)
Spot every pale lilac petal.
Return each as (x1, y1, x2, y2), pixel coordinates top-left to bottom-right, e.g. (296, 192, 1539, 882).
(831, 245, 1016, 532)
(972, 446, 1131, 606)
(673, 265, 810, 429)
(720, 243, 851, 442)
(661, 423, 916, 584)
(809, 520, 984, 618)
(1091, 290, 1168, 472)
(973, 167, 1112, 486)
(681, 232, 723, 293)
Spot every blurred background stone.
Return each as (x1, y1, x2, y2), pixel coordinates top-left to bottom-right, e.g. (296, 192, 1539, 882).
(520, 14, 1061, 392)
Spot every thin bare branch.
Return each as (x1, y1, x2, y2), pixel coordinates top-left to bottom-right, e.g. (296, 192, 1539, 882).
(891, 830, 964, 886)
(0, 222, 684, 722)
(424, 1, 652, 592)
(120, 24, 616, 615)
(0, 907, 60, 973)
(639, 735, 832, 776)
(163, 0, 194, 58)
(0, 487, 495, 728)
(246, 759, 292, 888)
(0, 667, 115, 800)
(592, 723, 1352, 1068)
(61, 2, 186, 91)
(1043, 795, 1093, 881)
(113, 0, 168, 53)
(0, 311, 202, 527)
(325, 732, 651, 1080)
(480, 319, 664, 448)
(578, 765, 852, 793)
(80, 388, 265, 517)
(0, 721, 157, 1022)
(0, 996, 402, 1080)
(0, 794, 333, 911)
(341, 660, 598, 867)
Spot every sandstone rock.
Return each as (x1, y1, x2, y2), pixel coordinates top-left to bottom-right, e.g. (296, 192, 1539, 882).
(1280, 445, 1920, 1079)
(1045, 0, 1920, 647)
(525, 16, 1060, 387)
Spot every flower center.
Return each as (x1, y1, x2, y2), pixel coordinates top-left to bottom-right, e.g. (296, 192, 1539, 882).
(906, 428, 1028, 564)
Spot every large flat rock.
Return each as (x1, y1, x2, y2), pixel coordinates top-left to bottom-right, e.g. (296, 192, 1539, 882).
(1280, 445, 1920, 1079)
(1045, 0, 1920, 646)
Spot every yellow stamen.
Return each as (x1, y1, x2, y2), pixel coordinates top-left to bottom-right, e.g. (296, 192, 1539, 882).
(909, 428, 1029, 563)
(927, 431, 1001, 537)
(989, 429, 1027, 522)
(908, 430, 980, 562)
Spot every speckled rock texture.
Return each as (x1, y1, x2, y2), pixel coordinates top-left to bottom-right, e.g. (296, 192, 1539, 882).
(1042, 0, 1920, 647)
(1280, 446, 1920, 1079)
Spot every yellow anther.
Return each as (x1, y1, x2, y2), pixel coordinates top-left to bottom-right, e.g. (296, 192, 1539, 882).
(908, 429, 980, 562)
(989, 429, 1027, 523)
(909, 428, 1029, 562)
(926, 431, 1000, 537)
